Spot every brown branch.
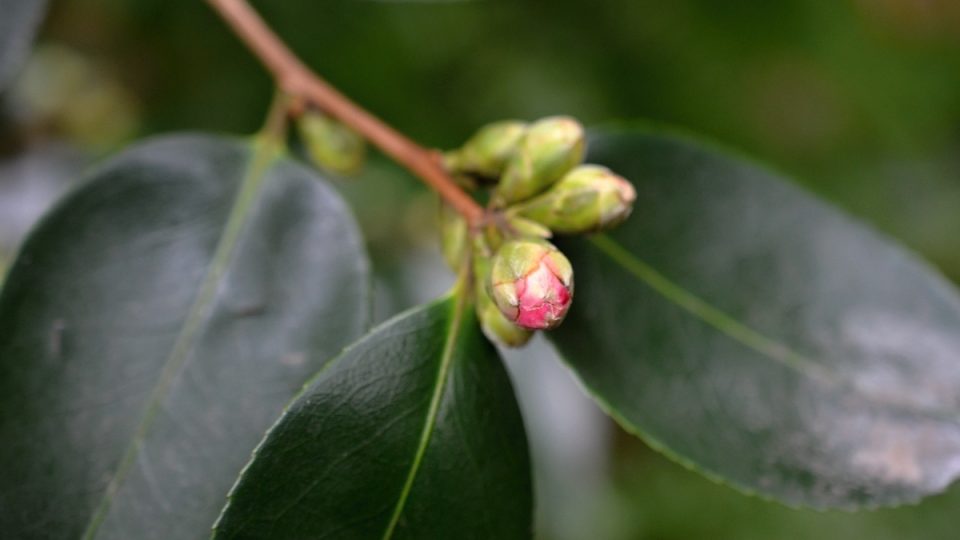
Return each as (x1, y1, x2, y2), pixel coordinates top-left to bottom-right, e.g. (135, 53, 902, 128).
(206, 0, 485, 225)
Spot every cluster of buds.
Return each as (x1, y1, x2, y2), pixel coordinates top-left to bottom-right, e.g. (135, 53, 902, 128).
(442, 116, 636, 347)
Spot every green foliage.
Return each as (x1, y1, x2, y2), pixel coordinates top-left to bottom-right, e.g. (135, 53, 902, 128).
(3, 0, 960, 537)
(4, 127, 960, 536)
(0, 135, 371, 538)
(214, 295, 532, 539)
(550, 127, 960, 509)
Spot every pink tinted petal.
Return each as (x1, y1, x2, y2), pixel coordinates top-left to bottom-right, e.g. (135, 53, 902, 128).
(516, 303, 553, 328)
(513, 261, 572, 329)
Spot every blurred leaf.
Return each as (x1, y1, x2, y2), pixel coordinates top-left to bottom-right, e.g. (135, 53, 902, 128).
(550, 127, 960, 509)
(0, 0, 47, 91)
(214, 295, 532, 539)
(0, 134, 371, 538)
(601, 441, 960, 540)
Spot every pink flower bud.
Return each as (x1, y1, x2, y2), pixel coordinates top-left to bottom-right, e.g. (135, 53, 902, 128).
(490, 239, 574, 330)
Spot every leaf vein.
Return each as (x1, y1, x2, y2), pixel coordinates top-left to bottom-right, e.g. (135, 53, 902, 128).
(591, 234, 838, 384)
(381, 292, 467, 538)
(79, 139, 279, 539)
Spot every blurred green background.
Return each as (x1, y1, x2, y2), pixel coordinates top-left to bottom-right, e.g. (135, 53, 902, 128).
(2, 0, 960, 538)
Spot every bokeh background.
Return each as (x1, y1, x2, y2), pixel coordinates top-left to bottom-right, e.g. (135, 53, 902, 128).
(2, 1, 960, 538)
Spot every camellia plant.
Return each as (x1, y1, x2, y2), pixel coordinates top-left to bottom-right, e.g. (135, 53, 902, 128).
(2, 0, 960, 539)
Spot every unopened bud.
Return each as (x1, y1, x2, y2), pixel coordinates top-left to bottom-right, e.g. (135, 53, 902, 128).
(513, 165, 636, 233)
(298, 111, 366, 176)
(439, 202, 468, 270)
(495, 116, 585, 205)
(490, 239, 573, 330)
(473, 238, 533, 347)
(446, 120, 527, 179)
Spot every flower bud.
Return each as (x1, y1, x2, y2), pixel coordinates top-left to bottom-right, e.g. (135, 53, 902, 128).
(473, 238, 533, 347)
(298, 111, 366, 176)
(512, 165, 636, 233)
(495, 116, 586, 205)
(445, 120, 528, 179)
(490, 239, 573, 330)
(439, 202, 467, 271)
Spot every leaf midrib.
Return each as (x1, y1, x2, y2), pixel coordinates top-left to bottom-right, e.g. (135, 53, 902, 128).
(381, 293, 467, 539)
(80, 138, 280, 539)
(590, 234, 837, 383)
(590, 234, 960, 425)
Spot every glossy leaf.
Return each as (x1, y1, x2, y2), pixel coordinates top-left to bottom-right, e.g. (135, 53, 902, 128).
(0, 134, 370, 538)
(0, 0, 47, 91)
(214, 295, 532, 539)
(550, 127, 960, 509)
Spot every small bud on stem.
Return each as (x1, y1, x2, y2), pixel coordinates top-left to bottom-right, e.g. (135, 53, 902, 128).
(511, 164, 636, 233)
(494, 116, 586, 205)
(297, 110, 366, 176)
(445, 120, 527, 179)
(490, 239, 574, 330)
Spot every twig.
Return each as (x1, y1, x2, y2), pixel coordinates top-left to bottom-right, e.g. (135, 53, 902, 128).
(206, 0, 485, 225)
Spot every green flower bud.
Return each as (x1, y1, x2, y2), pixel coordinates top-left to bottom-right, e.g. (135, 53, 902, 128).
(297, 110, 366, 176)
(439, 202, 468, 271)
(446, 120, 528, 179)
(473, 237, 533, 347)
(512, 164, 636, 233)
(490, 238, 573, 330)
(495, 116, 586, 205)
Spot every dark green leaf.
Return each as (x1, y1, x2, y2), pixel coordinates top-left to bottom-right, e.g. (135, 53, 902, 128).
(0, 134, 371, 538)
(550, 127, 960, 509)
(0, 0, 47, 91)
(214, 295, 532, 539)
